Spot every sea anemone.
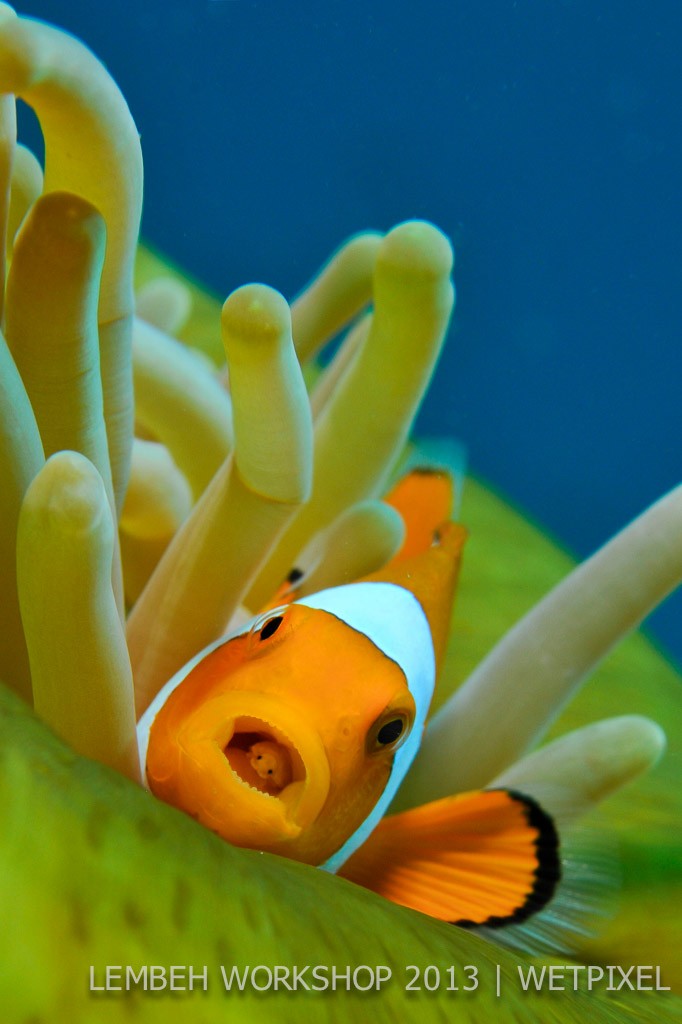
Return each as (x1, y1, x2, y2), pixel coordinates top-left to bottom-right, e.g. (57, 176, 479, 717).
(0, 6, 680, 1023)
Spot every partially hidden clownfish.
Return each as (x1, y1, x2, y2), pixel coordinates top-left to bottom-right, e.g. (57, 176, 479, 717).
(137, 468, 560, 935)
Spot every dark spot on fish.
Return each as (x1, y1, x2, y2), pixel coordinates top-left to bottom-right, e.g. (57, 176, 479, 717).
(287, 567, 304, 584)
(172, 877, 191, 932)
(259, 616, 283, 640)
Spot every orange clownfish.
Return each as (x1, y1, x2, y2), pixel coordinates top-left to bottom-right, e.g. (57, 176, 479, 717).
(137, 470, 561, 934)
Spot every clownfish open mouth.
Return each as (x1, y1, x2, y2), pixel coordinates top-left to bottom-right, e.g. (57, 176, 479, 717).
(143, 692, 331, 849)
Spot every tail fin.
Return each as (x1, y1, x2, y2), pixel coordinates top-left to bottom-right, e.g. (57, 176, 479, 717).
(339, 789, 560, 927)
(339, 787, 615, 955)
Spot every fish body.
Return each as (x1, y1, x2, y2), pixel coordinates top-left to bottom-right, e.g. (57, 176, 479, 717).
(138, 516, 463, 869)
(138, 471, 561, 934)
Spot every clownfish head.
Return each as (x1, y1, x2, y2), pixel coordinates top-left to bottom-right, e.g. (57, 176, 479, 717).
(138, 515, 466, 870)
(137, 580, 436, 870)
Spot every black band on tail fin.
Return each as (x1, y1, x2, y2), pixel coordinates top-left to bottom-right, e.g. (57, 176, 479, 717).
(454, 789, 561, 930)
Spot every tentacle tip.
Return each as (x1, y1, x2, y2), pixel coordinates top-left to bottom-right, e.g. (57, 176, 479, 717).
(379, 220, 454, 279)
(24, 451, 108, 535)
(343, 230, 384, 259)
(588, 714, 668, 786)
(619, 714, 667, 769)
(22, 190, 106, 258)
(222, 283, 291, 345)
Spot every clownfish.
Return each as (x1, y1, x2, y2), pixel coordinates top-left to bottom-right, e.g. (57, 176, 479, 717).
(137, 468, 561, 934)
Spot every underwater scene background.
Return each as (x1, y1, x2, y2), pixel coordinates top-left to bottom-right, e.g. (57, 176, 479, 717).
(1, 3, 681, 1021)
(18, 0, 682, 665)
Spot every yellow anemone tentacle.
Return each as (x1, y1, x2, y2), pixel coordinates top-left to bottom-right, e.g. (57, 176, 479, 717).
(223, 285, 312, 503)
(0, 11, 143, 512)
(6, 142, 42, 260)
(119, 438, 192, 607)
(16, 451, 139, 781)
(133, 316, 233, 499)
(398, 484, 682, 808)
(0, 326, 43, 702)
(492, 715, 666, 826)
(291, 230, 382, 362)
(120, 438, 192, 541)
(127, 284, 313, 713)
(5, 191, 124, 616)
(0, 85, 15, 320)
(247, 219, 455, 609)
(289, 500, 405, 598)
(309, 312, 370, 420)
(6, 193, 109, 477)
(135, 275, 193, 336)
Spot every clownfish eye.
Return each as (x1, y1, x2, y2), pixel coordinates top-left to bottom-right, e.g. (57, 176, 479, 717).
(246, 606, 290, 654)
(377, 718, 404, 745)
(367, 711, 412, 754)
(247, 607, 289, 647)
(259, 615, 283, 641)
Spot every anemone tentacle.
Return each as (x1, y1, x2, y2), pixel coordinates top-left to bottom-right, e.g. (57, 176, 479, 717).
(16, 450, 139, 780)
(132, 315, 234, 500)
(127, 283, 313, 712)
(247, 220, 455, 610)
(397, 483, 682, 807)
(6, 141, 42, 257)
(0, 8, 143, 511)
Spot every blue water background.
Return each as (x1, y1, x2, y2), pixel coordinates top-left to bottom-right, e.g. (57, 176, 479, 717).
(20, 1, 682, 665)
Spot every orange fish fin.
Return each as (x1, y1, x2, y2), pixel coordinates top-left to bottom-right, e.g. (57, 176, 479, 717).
(384, 467, 455, 561)
(338, 789, 560, 928)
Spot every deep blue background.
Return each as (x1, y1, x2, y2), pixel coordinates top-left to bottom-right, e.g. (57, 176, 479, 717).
(17, 1, 682, 664)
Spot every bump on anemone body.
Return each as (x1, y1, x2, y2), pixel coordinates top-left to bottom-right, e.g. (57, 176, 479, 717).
(0, 6, 680, 1023)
